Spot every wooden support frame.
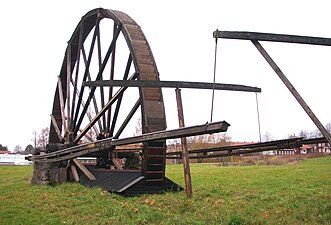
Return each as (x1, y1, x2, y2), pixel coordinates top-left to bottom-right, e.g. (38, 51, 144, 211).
(251, 41, 331, 145)
(214, 30, 331, 145)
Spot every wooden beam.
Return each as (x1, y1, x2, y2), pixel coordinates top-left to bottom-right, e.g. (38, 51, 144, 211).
(31, 120, 230, 162)
(50, 114, 62, 141)
(252, 40, 331, 145)
(167, 137, 302, 156)
(72, 158, 96, 181)
(111, 120, 230, 146)
(176, 88, 192, 197)
(213, 31, 331, 46)
(83, 80, 261, 93)
(70, 164, 80, 182)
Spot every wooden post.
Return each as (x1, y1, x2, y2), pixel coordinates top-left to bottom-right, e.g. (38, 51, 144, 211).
(252, 40, 331, 145)
(70, 164, 80, 182)
(175, 88, 193, 197)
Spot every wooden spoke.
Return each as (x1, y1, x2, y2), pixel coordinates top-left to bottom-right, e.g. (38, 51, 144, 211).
(66, 45, 71, 130)
(72, 18, 100, 133)
(74, 24, 122, 137)
(109, 54, 132, 137)
(81, 46, 103, 132)
(70, 21, 84, 128)
(74, 73, 137, 143)
(107, 24, 118, 134)
(57, 76, 67, 132)
(114, 98, 140, 139)
(50, 114, 63, 141)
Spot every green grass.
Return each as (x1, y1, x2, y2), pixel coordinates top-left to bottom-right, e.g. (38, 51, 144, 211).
(0, 156, 330, 224)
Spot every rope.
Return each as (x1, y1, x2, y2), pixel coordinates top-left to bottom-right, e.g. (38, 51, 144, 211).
(210, 30, 218, 122)
(255, 92, 262, 142)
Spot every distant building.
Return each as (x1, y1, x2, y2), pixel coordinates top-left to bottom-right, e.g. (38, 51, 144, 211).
(0, 153, 32, 165)
(315, 143, 331, 154)
(0, 150, 11, 154)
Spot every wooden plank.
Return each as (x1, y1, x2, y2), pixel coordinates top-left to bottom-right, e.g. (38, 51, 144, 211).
(176, 88, 192, 197)
(31, 120, 230, 163)
(213, 31, 331, 46)
(252, 40, 331, 145)
(167, 137, 303, 156)
(70, 164, 80, 182)
(112, 120, 230, 146)
(83, 80, 262, 93)
(72, 158, 96, 181)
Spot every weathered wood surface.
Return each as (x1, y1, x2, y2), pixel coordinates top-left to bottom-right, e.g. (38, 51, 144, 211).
(73, 158, 96, 181)
(176, 88, 192, 197)
(167, 137, 302, 156)
(30, 121, 230, 163)
(83, 80, 262, 93)
(213, 31, 331, 46)
(70, 164, 80, 182)
(166, 137, 328, 159)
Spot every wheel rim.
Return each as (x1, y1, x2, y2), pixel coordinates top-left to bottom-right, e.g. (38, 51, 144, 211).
(49, 8, 166, 172)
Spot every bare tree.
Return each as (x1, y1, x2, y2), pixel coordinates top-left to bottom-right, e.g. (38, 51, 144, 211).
(134, 118, 142, 136)
(298, 130, 309, 139)
(262, 131, 274, 142)
(37, 127, 49, 150)
(326, 122, 331, 134)
(14, 145, 22, 154)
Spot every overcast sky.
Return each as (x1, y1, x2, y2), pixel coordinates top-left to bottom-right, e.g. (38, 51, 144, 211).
(0, 0, 330, 151)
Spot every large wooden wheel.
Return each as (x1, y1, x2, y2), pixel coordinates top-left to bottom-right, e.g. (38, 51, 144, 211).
(49, 8, 166, 180)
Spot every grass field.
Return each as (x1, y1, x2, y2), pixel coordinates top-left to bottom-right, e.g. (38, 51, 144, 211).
(0, 156, 330, 224)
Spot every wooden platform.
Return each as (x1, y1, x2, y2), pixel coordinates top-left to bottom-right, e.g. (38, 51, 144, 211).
(77, 166, 183, 196)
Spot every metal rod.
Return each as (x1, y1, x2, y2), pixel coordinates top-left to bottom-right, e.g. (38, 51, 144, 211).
(175, 88, 193, 197)
(255, 93, 262, 142)
(252, 40, 331, 145)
